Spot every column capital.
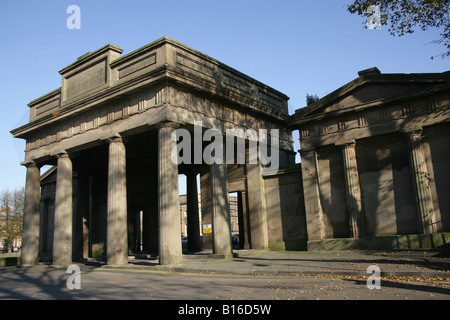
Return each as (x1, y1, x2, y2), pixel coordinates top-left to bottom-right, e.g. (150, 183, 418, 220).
(403, 127, 424, 148)
(299, 147, 316, 156)
(106, 133, 123, 144)
(155, 121, 180, 130)
(400, 125, 423, 136)
(336, 139, 356, 148)
(20, 160, 38, 168)
(56, 152, 70, 160)
(51, 150, 70, 159)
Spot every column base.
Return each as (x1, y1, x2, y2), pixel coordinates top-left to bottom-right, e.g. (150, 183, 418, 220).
(306, 233, 450, 251)
(208, 253, 234, 260)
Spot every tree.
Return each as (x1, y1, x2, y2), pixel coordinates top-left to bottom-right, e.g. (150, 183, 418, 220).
(347, 0, 450, 59)
(0, 188, 24, 253)
(306, 93, 320, 106)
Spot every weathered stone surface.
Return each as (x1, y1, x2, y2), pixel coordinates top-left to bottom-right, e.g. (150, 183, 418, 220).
(158, 123, 182, 265)
(16, 39, 450, 266)
(21, 162, 40, 265)
(106, 135, 128, 265)
(52, 152, 73, 266)
(11, 37, 295, 265)
(289, 68, 450, 249)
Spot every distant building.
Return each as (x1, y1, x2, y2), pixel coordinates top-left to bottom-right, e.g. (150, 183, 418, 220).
(179, 194, 239, 237)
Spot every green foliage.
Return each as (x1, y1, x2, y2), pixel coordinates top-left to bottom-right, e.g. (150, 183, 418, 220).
(306, 93, 320, 106)
(0, 188, 24, 253)
(347, 0, 450, 59)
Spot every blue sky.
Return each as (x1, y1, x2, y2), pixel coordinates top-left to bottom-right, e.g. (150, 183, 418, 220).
(1, 0, 449, 193)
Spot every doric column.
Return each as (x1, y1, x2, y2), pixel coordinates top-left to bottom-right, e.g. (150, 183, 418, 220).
(238, 191, 251, 249)
(106, 135, 128, 265)
(53, 152, 73, 265)
(210, 163, 232, 257)
(186, 170, 201, 251)
(157, 122, 182, 265)
(21, 161, 40, 265)
(405, 129, 437, 234)
(74, 169, 90, 260)
(299, 148, 325, 242)
(200, 167, 213, 250)
(340, 140, 365, 239)
(245, 161, 269, 249)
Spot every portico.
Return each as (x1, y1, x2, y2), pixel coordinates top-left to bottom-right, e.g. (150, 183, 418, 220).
(11, 37, 294, 265)
(288, 67, 450, 250)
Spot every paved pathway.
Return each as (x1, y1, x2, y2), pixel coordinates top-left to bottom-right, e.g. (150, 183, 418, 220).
(1, 250, 449, 301)
(106, 249, 450, 278)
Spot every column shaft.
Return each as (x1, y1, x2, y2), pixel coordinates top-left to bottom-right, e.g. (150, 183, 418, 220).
(246, 162, 268, 249)
(210, 163, 232, 257)
(53, 153, 73, 265)
(200, 168, 213, 250)
(158, 123, 182, 265)
(300, 148, 325, 241)
(21, 162, 40, 265)
(75, 170, 89, 260)
(107, 136, 129, 265)
(186, 171, 201, 251)
(341, 141, 364, 239)
(406, 130, 437, 234)
(238, 191, 251, 249)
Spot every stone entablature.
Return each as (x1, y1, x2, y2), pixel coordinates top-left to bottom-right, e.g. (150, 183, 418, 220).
(291, 68, 450, 151)
(12, 37, 292, 165)
(28, 88, 62, 122)
(109, 37, 289, 115)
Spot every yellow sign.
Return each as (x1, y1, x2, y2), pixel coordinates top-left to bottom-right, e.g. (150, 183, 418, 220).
(202, 224, 212, 234)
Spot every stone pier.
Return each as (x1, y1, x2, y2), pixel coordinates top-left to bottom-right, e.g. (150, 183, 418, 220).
(158, 123, 182, 265)
(52, 152, 73, 265)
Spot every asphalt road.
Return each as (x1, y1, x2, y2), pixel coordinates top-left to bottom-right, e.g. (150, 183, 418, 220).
(0, 266, 449, 301)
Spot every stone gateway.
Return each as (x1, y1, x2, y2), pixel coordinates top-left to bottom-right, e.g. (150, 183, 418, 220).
(12, 37, 294, 266)
(11, 38, 450, 266)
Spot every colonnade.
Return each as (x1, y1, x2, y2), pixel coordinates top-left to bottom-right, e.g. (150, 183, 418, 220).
(21, 123, 234, 266)
(301, 127, 437, 242)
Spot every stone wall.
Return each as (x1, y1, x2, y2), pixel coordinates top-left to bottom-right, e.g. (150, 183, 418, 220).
(423, 123, 450, 231)
(263, 165, 307, 250)
(356, 133, 418, 236)
(288, 68, 450, 250)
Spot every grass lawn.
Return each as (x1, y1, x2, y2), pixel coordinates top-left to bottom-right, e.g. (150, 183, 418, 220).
(0, 252, 21, 259)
